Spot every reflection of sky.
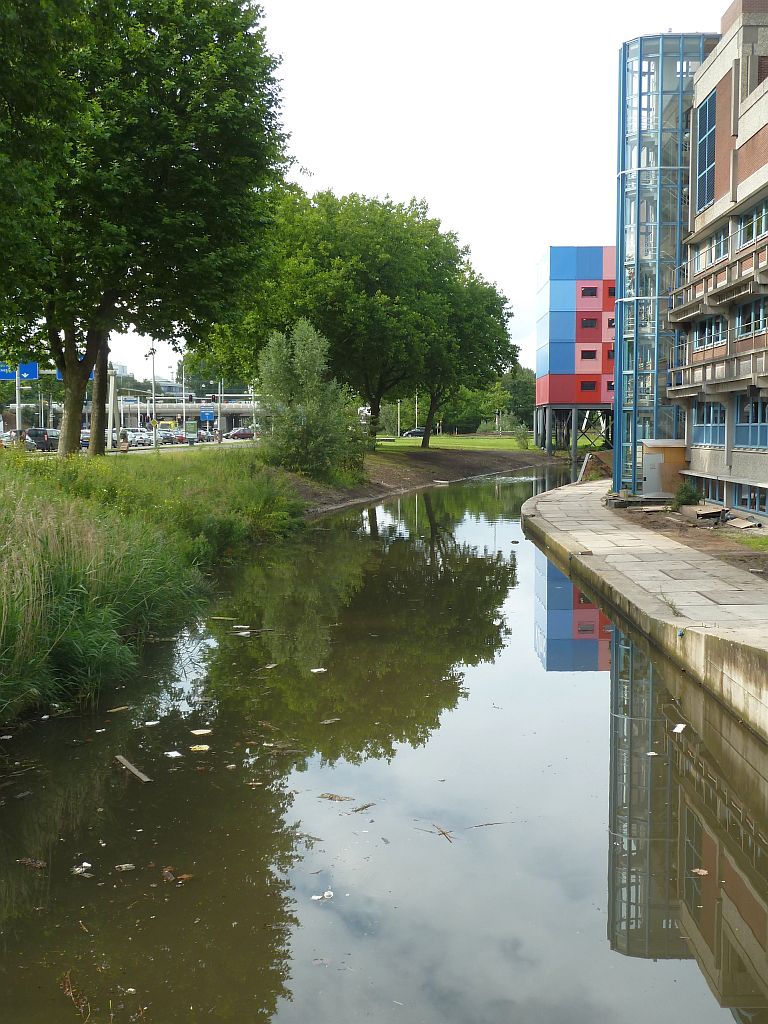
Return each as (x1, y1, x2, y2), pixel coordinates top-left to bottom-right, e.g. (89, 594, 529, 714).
(276, 480, 729, 1024)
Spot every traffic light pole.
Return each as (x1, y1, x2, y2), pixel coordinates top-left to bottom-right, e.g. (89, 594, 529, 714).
(15, 367, 21, 434)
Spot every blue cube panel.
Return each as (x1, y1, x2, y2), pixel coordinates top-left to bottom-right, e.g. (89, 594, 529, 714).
(576, 246, 605, 280)
(548, 342, 575, 374)
(549, 312, 576, 343)
(549, 279, 577, 312)
(536, 347, 549, 378)
(536, 312, 550, 347)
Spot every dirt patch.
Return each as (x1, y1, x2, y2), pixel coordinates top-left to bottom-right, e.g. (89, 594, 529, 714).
(287, 447, 555, 518)
(616, 505, 768, 575)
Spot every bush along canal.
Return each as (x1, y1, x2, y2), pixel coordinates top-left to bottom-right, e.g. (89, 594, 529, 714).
(1, 468, 764, 1022)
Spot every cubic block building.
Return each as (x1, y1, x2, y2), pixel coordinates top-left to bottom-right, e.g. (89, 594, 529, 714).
(668, 1, 768, 514)
(534, 246, 616, 457)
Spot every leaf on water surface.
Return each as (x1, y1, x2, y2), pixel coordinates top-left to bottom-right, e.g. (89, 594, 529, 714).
(189, 745, 210, 752)
(162, 866, 176, 882)
(320, 718, 341, 725)
(351, 802, 375, 813)
(16, 857, 46, 870)
(176, 873, 194, 883)
(115, 863, 135, 872)
(319, 793, 354, 802)
(265, 663, 278, 669)
(691, 868, 709, 876)
(190, 729, 212, 736)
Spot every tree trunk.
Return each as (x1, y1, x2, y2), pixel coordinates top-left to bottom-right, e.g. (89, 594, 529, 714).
(58, 370, 91, 455)
(367, 395, 381, 438)
(88, 338, 109, 456)
(421, 392, 440, 448)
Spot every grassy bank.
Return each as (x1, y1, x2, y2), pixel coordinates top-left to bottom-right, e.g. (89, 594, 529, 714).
(0, 446, 305, 719)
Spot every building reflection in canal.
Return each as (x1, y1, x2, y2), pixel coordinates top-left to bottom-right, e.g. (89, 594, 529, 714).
(537, 553, 768, 1020)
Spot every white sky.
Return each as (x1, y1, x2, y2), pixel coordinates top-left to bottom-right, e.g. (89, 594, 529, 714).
(110, 0, 727, 379)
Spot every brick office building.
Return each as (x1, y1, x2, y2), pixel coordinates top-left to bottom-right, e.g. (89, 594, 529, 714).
(669, 1, 768, 514)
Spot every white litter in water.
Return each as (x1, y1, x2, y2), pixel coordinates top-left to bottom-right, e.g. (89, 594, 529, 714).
(164, 751, 183, 758)
(672, 723, 686, 733)
(310, 668, 327, 674)
(145, 721, 160, 727)
(646, 751, 658, 757)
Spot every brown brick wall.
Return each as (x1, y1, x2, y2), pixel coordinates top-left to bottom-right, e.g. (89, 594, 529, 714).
(715, 69, 734, 201)
(738, 121, 768, 182)
(722, 0, 768, 34)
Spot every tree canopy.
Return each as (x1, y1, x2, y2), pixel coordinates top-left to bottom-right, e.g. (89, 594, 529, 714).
(0, 0, 286, 453)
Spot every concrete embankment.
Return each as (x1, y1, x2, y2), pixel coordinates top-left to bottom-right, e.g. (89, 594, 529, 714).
(521, 481, 768, 742)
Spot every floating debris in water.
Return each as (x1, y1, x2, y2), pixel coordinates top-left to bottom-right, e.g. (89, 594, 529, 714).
(320, 718, 341, 725)
(311, 890, 334, 901)
(319, 793, 354, 802)
(310, 668, 327, 674)
(115, 863, 135, 872)
(71, 861, 93, 878)
(189, 745, 210, 752)
(145, 721, 160, 727)
(672, 723, 686, 733)
(16, 857, 46, 870)
(106, 706, 131, 713)
(164, 751, 183, 759)
(190, 729, 212, 736)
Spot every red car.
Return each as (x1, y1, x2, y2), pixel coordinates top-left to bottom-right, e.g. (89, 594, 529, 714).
(225, 427, 254, 440)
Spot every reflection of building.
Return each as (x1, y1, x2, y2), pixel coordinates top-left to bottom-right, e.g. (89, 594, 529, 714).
(608, 633, 690, 958)
(672, 720, 768, 1015)
(608, 627, 768, 1018)
(534, 246, 616, 457)
(533, 551, 611, 671)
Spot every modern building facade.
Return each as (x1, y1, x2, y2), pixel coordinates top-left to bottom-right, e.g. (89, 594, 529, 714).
(535, 246, 616, 457)
(669, 1, 768, 514)
(614, 32, 720, 492)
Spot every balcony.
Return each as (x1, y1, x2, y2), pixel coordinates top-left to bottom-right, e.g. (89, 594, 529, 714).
(669, 230, 768, 324)
(667, 328, 768, 394)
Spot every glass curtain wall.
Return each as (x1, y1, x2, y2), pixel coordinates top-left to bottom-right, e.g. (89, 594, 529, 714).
(614, 34, 719, 492)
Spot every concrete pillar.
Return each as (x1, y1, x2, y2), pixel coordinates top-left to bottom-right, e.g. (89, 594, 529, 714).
(545, 405, 553, 456)
(725, 393, 734, 469)
(534, 407, 540, 448)
(684, 401, 694, 449)
(571, 406, 579, 463)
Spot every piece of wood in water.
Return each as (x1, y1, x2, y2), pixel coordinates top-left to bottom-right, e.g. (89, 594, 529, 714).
(115, 754, 152, 783)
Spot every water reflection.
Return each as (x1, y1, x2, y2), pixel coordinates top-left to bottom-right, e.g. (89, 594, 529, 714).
(534, 550, 611, 671)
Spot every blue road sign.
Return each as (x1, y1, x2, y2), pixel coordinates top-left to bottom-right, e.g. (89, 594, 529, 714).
(199, 407, 215, 422)
(0, 362, 39, 381)
(56, 368, 94, 381)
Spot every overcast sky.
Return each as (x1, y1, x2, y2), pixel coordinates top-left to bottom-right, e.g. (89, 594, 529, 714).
(110, 0, 727, 380)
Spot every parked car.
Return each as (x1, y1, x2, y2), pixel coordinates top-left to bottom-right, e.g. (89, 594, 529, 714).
(1, 431, 37, 450)
(26, 427, 61, 451)
(156, 428, 177, 444)
(197, 429, 215, 442)
(402, 427, 425, 437)
(224, 426, 254, 440)
(80, 429, 91, 448)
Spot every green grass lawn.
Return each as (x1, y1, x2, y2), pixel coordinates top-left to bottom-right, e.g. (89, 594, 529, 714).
(726, 530, 768, 551)
(378, 434, 533, 452)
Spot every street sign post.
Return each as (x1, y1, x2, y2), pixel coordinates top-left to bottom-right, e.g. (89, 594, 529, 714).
(199, 407, 215, 422)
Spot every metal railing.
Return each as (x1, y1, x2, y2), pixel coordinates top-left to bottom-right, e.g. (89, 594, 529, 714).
(668, 331, 768, 388)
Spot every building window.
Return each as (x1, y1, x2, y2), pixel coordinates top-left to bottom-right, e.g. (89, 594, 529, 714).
(692, 400, 725, 445)
(735, 483, 768, 513)
(607, 381, 615, 391)
(581, 350, 597, 359)
(608, 287, 616, 297)
(758, 55, 768, 88)
(735, 393, 768, 448)
(738, 199, 768, 248)
(581, 318, 598, 329)
(581, 287, 598, 297)
(691, 476, 724, 503)
(608, 349, 615, 359)
(696, 89, 716, 212)
(608, 317, 615, 329)
(693, 316, 727, 349)
(580, 381, 597, 392)
(737, 298, 767, 336)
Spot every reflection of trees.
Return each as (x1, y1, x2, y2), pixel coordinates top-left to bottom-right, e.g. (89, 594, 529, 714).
(205, 488, 517, 763)
(0, 659, 299, 1023)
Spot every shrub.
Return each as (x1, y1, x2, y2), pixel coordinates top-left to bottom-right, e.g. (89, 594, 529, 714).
(259, 320, 372, 481)
(671, 480, 702, 511)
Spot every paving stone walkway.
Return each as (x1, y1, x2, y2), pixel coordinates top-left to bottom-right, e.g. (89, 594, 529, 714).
(524, 481, 768, 645)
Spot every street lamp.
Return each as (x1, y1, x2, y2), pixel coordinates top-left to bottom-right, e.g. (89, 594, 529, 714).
(146, 346, 157, 446)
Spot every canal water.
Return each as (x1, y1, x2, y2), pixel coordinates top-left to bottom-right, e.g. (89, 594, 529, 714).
(1, 468, 765, 1022)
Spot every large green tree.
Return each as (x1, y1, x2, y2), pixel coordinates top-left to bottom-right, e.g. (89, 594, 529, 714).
(417, 269, 516, 446)
(1, 0, 285, 454)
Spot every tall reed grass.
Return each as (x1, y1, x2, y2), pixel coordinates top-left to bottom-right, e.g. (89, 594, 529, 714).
(0, 446, 305, 717)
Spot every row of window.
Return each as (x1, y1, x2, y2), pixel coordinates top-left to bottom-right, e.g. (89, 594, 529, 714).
(578, 380, 614, 392)
(580, 349, 615, 360)
(581, 318, 615, 329)
(692, 400, 725, 445)
(692, 228, 727, 272)
(690, 395, 768, 449)
(580, 286, 616, 298)
(696, 90, 716, 213)
(688, 477, 768, 515)
(692, 316, 726, 349)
